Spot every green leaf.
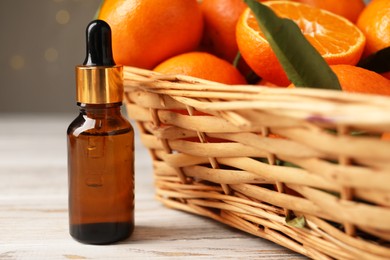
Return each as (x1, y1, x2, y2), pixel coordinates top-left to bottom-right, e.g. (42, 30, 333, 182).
(357, 47, 390, 74)
(276, 160, 301, 169)
(233, 51, 242, 68)
(286, 214, 307, 229)
(243, 0, 341, 90)
(233, 51, 261, 84)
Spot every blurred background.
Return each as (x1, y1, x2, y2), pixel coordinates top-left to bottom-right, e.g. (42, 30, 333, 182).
(0, 0, 101, 114)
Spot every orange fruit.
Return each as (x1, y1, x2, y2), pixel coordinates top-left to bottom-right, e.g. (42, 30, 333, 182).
(98, 0, 203, 69)
(330, 64, 390, 95)
(292, 0, 365, 23)
(289, 65, 390, 96)
(256, 79, 280, 88)
(153, 52, 246, 85)
(200, 0, 248, 62)
(382, 132, 390, 141)
(236, 1, 366, 86)
(357, 0, 390, 56)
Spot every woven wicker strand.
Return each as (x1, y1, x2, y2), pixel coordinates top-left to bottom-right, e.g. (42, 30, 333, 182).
(123, 66, 390, 260)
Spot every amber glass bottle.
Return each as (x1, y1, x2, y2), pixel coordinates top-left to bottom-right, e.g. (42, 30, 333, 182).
(67, 20, 134, 244)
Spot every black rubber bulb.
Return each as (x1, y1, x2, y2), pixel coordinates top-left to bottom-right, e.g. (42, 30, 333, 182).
(83, 20, 116, 66)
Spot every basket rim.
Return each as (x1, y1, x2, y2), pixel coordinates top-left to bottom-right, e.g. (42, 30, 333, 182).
(123, 66, 390, 129)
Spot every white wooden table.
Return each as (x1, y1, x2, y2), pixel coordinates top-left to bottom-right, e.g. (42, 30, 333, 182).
(0, 114, 306, 259)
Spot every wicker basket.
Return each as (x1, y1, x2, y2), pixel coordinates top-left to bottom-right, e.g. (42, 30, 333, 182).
(123, 66, 390, 260)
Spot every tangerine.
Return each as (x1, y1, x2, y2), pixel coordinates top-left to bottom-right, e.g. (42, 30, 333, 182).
(153, 52, 246, 85)
(356, 0, 390, 56)
(200, 0, 248, 62)
(292, 0, 365, 23)
(98, 0, 203, 69)
(382, 132, 390, 141)
(289, 64, 390, 96)
(330, 64, 390, 96)
(236, 1, 366, 86)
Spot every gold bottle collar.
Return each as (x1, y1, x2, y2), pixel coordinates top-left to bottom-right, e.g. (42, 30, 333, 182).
(75, 65, 123, 104)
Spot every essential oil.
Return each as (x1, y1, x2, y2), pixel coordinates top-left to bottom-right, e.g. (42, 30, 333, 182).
(67, 20, 134, 244)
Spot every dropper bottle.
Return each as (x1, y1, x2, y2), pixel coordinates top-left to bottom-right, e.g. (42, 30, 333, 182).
(67, 20, 134, 244)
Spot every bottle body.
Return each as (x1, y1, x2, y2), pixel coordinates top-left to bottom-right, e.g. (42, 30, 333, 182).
(67, 103, 134, 244)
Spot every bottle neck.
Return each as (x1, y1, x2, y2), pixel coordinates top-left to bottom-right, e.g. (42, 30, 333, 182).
(77, 102, 122, 118)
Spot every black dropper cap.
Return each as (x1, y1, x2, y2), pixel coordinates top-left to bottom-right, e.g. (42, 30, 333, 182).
(83, 20, 116, 66)
(76, 20, 123, 104)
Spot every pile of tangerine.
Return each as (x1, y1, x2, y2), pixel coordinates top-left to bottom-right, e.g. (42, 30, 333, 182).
(98, 0, 390, 95)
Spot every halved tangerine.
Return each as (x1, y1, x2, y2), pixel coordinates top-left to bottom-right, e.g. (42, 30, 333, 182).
(236, 1, 366, 86)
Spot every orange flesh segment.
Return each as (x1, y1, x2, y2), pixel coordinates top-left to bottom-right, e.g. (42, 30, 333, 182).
(246, 2, 364, 58)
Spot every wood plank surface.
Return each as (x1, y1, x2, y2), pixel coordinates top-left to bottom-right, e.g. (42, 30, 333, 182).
(0, 114, 306, 259)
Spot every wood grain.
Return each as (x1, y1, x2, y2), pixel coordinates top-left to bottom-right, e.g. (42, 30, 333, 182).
(0, 114, 305, 259)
